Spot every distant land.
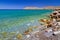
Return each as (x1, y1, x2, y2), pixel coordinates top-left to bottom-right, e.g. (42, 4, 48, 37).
(24, 6, 60, 9)
(24, 7, 43, 9)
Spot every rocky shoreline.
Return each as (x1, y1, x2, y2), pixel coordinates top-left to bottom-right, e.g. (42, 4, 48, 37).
(24, 9, 60, 40)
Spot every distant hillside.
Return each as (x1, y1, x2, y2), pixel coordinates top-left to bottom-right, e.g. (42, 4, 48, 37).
(24, 6, 60, 9)
(24, 7, 43, 9)
(44, 6, 60, 9)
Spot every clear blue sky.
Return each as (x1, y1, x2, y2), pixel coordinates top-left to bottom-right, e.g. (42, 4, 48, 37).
(0, 0, 60, 9)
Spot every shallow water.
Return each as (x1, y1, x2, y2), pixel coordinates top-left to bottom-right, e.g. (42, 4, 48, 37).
(0, 9, 54, 40)
(0, 9, 54, 33)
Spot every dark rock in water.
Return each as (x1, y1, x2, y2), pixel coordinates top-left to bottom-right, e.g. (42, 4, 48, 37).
(52, 33, 56, 36)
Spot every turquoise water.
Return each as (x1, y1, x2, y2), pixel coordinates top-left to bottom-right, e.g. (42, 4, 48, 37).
(0, 9, 54, 33)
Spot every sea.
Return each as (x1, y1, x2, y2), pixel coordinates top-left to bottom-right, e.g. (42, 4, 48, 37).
(0, 9, 54, 34)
